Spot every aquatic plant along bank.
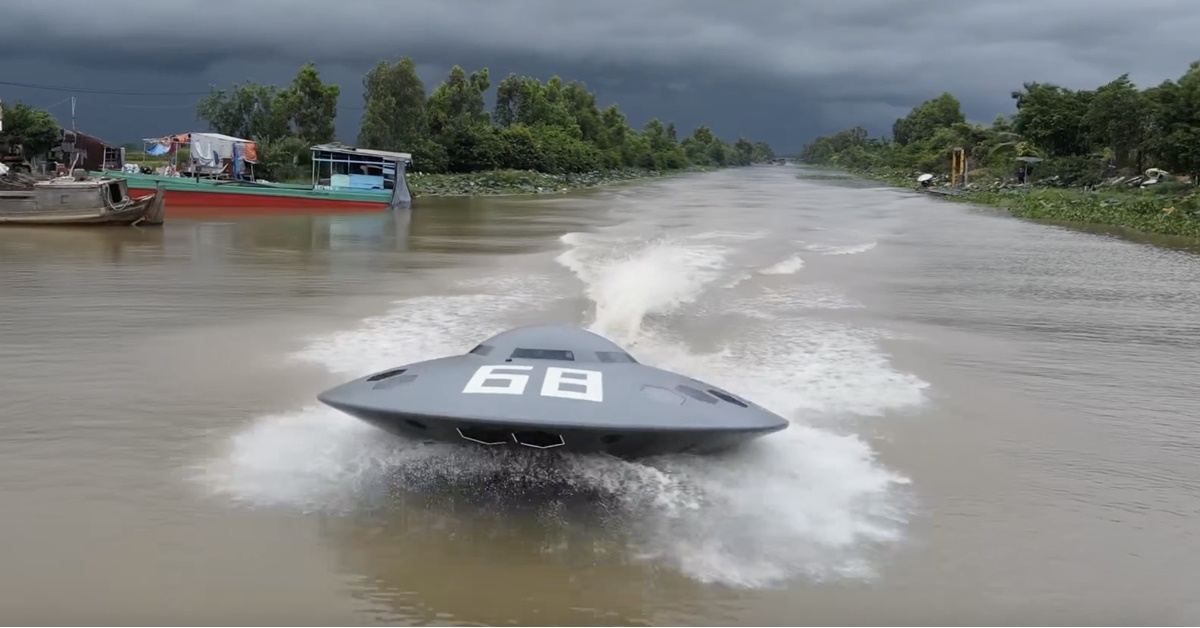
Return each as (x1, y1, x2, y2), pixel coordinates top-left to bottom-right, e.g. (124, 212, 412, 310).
(407, 165, 714, 197)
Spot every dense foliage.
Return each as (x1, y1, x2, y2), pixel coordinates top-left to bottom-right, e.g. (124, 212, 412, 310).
(800, 59, 1200, 188)
(0, 101, 61, 158)
(194, 62, 341, 180)
(193, 58, 774, 179)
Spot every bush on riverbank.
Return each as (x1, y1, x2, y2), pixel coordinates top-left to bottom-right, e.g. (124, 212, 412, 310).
(407, 166, 706, 197)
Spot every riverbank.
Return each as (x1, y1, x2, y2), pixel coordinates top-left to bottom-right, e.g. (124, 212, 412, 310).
(407, 166, 710, 197)
(122, 148, 711, 199)
(799, 164, 1200, 238)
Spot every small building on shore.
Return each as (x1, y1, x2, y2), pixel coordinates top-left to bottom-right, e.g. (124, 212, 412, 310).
(52, 129, 125, 172)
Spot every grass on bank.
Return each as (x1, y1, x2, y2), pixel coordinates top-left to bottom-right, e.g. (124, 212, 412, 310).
(800, 165, 1200, 238)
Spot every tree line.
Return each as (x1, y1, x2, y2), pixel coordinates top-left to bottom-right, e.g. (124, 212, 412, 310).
(195, 59, 775, 179)
(800, 59, 1200, 187)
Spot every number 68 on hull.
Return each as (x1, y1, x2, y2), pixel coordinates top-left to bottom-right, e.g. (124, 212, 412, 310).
(315, 324, 789, 458)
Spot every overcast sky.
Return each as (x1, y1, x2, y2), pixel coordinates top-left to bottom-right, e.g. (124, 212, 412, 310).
(1, 0, 1196, 152)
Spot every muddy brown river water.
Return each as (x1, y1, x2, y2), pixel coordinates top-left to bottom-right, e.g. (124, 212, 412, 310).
(2, 167, 1198, 625)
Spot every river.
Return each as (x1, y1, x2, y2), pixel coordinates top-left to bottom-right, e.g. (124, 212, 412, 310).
(1, 166, 1198, 625)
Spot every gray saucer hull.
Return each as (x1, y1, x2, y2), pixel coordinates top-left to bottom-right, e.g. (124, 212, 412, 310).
(317, 325, 789, 458)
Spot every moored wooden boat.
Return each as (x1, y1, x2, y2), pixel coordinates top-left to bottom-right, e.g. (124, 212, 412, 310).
(0, 171, 166, 226)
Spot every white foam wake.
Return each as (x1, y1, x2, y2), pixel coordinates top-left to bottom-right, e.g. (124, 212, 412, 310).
(758, 253, 806, 275)
(806, 241, 878, 256)
(555, 231, 732, 345)
(198, 222, 927, 589)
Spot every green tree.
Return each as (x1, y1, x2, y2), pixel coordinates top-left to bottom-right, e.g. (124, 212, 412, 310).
(752, 141, 776, 162)
(800, 126, 870, 165)
(255, 135, 310, 181)
(1011, 82, 1093, 157)
(357, 57, 428, 154)
(1147, 62, 1200, 180)
(426, 66, 491, 136)
(1083, 75, 1149, 168)
(281, 62, 340, 145)
(892, 92, 966, 146)
(492, 73, 577, 132)
(196, 82, 291, 141)
(426, 65, 498, 172)
(682, 124, 731, 166)
(563, 81, 603, 144)
(596, 104, 630, 168)
(0, 101, 61, 157)
(637, 118, 686, 169)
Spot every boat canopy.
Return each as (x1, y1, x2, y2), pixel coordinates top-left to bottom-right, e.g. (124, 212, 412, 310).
(309, 143, 412, 193)
(310, 144, 412, 163)
(142, 132, 258, 163)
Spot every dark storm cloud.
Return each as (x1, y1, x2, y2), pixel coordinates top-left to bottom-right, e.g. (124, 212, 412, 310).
(2, 0, 1198, 148)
